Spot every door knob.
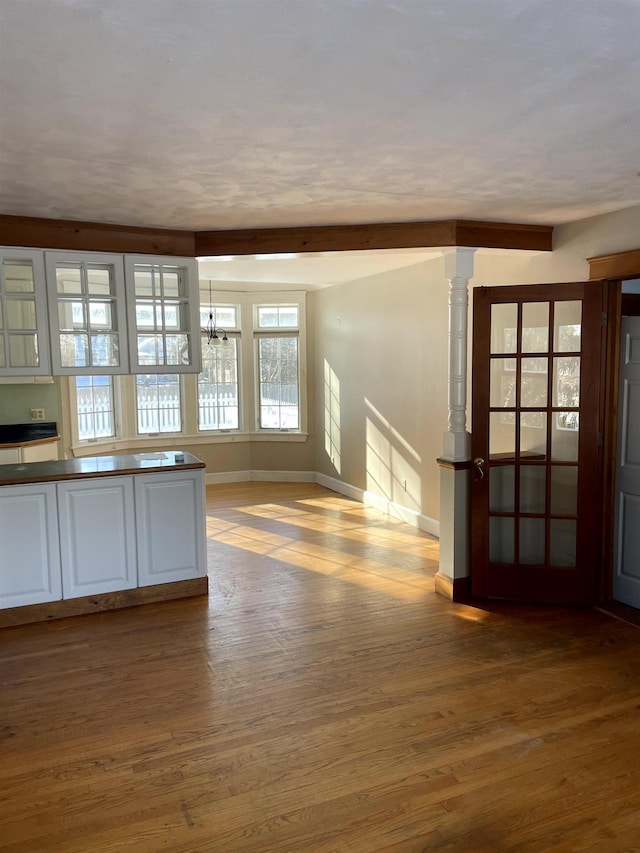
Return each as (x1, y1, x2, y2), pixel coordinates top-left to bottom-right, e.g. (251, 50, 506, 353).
(473, 457, 485, 480)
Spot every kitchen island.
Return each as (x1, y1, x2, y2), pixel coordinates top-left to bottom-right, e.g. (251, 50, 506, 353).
(0, 451, 207, 627)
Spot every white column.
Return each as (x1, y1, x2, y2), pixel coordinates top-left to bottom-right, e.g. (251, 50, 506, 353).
(436, 248, 476, 600)
(441, 247, 476, 461)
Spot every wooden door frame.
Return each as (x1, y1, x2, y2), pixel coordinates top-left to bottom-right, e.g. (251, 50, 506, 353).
(598, 281, 622, 605)
(588, 251, 640, 613)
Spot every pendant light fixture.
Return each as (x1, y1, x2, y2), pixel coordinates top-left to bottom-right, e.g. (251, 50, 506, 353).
(204, 279, 228, 346)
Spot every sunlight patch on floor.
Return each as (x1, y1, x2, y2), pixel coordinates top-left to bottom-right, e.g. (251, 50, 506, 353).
(206, 519, 436, 602)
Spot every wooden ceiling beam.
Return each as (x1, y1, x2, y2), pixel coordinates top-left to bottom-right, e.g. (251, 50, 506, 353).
(0, 214, 553, 257)
(0, 215, 196, 257)
(195, 219, 553, 256)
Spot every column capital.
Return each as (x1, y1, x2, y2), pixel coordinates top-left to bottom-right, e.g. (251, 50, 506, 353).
(442, 246, 476, 282)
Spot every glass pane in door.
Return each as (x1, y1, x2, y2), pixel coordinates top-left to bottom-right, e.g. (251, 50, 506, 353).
(550, 466, 578, 515)
(520, 518, 545, 564)
(490, 303, 517, 353)
(9, 334, 39, 367)
(489, 465, 515, 512)
(522, 302, 549, 353)
(554, 301, 582, 352)
(521, 357, 548, 407)
(86, 266, 112, 295)
(551, 414, 579, 461)
(521, 412, 547, 458)
(490, 358, 516, 407)
(7, 298, 37, 330)
(553, 356, 580, 407)
(56, 265, 83, 294)
(550, 519, 577, 567)
(490, 517, 514, 563)
(490, 412, 515, 459)
(3, 260, 34, 293)
(520, 466, 546, 513)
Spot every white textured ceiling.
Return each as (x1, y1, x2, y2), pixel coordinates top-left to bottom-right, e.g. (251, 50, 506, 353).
(1, 0, 640, 235)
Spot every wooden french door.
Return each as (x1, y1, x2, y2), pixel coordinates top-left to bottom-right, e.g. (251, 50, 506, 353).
(471, 282, 607, 605)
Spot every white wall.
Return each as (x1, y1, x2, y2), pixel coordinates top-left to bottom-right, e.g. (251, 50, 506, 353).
(312, 256, 448, 525)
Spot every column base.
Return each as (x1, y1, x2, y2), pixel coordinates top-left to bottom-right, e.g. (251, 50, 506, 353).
(434, 571, 472, 603)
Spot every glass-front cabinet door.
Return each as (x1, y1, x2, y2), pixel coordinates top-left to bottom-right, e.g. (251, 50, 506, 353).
(45, 251, 129, 375)
(124, 256, 201, 375)
(471, 282, 606, 605)
(0, 247, 51, 376)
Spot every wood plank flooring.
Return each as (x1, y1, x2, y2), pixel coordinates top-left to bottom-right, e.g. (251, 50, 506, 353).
(2, 482, 640, 852)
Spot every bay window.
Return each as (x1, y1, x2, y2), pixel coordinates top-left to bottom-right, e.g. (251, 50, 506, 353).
(66, 290, 306, 454)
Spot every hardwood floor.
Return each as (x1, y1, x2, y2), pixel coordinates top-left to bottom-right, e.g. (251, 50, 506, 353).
(2, 482, 640, 852)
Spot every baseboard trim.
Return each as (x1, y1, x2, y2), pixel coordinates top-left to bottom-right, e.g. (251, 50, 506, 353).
(0, 577, 209, 629)
(434, 572, 471, 603)
(205, 470, 316, 485)
(316, 472, 439, 537)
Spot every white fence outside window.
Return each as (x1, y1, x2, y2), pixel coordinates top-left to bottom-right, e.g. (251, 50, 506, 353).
(198, 388, 239, 430)
(77, 384, 242, 438)
(76, 387, 114, 441)
(136, 385, 181, 434)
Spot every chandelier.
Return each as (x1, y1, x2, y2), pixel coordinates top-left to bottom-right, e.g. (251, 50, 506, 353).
(204, 280, 228, 345)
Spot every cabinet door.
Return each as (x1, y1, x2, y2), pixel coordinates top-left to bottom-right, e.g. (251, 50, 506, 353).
(22, 441, 59, 463)
(57, 476, 137, 598)
(135, 470, 206, 586)
(0, 247, 51, 376)
(45, 251, 129, 375)
(124, 255, 201, 374)
(0, 483, 61, 608)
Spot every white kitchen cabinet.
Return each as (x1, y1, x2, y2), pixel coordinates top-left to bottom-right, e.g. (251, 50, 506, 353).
(0, 247, 51, 377)
(124, 255, 201, 374)
(135, 469, 206, 586)
(0, 483, 62, 607)
(1, 247, 201, 377)
(57, 476, 137, 598)
(0, 454, 207, 619)
(44, 250, 129, 376)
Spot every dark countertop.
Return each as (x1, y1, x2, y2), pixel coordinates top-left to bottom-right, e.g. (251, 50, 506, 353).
(0, 451, 205, 487)
(0, 422, 60, 448)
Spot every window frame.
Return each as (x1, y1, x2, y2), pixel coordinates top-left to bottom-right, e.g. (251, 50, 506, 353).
(249, 292, 307, 434)
(197, 330, 242, 434)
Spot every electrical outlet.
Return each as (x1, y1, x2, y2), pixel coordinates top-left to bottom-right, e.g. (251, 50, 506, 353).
(30, 408, 45, 421)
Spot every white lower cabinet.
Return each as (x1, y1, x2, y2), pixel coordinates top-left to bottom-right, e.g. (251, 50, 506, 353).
(135, 470, 206, 586)
(0, 465, 206, 611)
(57, 476, 137, 599)
(0, 483, 62, 607)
